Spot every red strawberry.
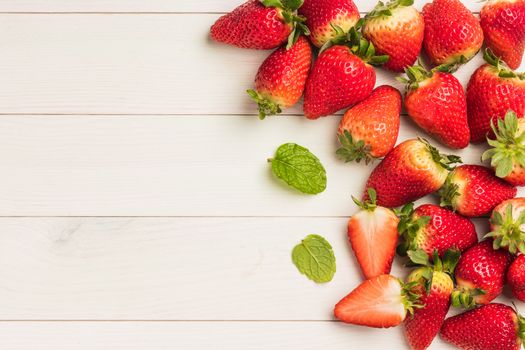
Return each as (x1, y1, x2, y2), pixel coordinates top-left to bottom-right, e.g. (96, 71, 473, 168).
(482, 111, 525, 186)
(481, 0, 525, 70)
(422, 0, 483, 66)
(487, 198, 525, 254)
(363, 138, 461, 208)
(247, 36, 312, 119)
(451, 240, 512, 308)
(467, 50, 525, 143)
(439, 165, 517, 217)
(401, 64, 470, 149)
(397, 203, 478, 258)
(347, 189, 400, 279)
(303, 28, 388, 119)
(404, 250, 459, 350)
(298, 0, 360, 48)
(210, 0, 306, 50)
(337, 85, 401, 163)
(363, 0, 425, 72)
(334, 274, 420, 328)
(507, 254, 525, 302)
(441, 303, 525, 350)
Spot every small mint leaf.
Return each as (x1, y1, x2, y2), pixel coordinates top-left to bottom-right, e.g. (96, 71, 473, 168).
(292, 234, 336, 283)
(269, 143, 327, 194)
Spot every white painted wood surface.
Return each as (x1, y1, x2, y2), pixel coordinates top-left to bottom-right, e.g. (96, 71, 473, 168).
(0, 0, 522, 349)
(0, 0, 484, 13)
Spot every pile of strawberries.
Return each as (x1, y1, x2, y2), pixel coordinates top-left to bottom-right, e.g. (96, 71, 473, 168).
(210, 0, 525, 349)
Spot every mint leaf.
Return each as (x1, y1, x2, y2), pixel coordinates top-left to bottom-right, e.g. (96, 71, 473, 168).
(269, 143, 327, 194)
(292, 234, 336, 283)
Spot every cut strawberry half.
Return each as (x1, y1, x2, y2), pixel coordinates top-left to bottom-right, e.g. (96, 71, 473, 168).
(348, 189, 399, 279)
(334, 274, 421, 328)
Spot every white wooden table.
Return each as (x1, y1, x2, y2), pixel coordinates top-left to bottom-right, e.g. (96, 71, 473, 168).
(0, 1, 521, 349)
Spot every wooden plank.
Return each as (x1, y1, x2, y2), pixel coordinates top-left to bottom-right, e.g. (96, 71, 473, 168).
(0, 0, 485, 13)
(0, 14, 501, 115)
(0, 321, 457, 350)
(0, 217, 495, 321)
(0, 115, 500, 216)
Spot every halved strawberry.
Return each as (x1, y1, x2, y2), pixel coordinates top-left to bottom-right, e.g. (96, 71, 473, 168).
(348, 188, 400, 279)
(334, 274, 420, 328)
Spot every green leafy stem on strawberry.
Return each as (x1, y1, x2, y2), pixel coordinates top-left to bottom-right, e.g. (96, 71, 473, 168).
(366, 0, 415, 19)
(261, 0, 311, 49)
(319, 20, 390, 66)
(483, 48, 525, 80)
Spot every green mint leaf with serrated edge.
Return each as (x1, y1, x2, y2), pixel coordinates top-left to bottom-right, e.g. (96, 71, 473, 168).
(292, 234, 336, 283)
(269, 143, 327, 194)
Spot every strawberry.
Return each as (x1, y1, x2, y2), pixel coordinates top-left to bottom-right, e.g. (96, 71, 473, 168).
(363, 138, 461, 208)
(441, 303, 525, 350)
(334, 274, 421, 328)
(439, 164, 517, 217)
(363, 0, 425, 72)
(507, 254, 525, 302)
(210, 0, 307, 50)
(404, 250, 459, 350)
(422, 0, 483, 66)
(336, 85, 401, 163)
(347, 189, 400, 279)
(303, 27, 388, 119)
(247, 36, 312, 119)
(298, 0, 360, 48)
(482, 111, 525, 185)
(487, 198, 525, 254)
(401, 64, 470, 149)
(467, 50, 525, 143)
(397, 203, 478, 258)
(481, 0, 525, 70)
(451, 240, 512, 308)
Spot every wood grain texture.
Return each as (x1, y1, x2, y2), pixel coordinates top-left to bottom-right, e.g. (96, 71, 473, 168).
(0, 322, 439, 350)
(0, 0, 485, 13)
(0, 14, 502, 115)
(0, 115, 504, 216)
(0, 216, 497, 321)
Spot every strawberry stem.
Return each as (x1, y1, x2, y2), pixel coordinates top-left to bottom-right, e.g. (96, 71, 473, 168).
(483, 49, 525, 80)
(336, 130, 376, 164)
(485, 202, 525, 255)
(247, 89, 283, 120)
(366, 0, 414, 19)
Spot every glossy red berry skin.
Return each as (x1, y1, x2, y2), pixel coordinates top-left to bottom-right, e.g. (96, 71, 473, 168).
(422, 0, 483, 66)
(508, 254, 525, 302)
(441, 303, 522, 350)
(455, 240, 512, 305)
(303, 45, 375, 119)
(210, 0, 292, 50)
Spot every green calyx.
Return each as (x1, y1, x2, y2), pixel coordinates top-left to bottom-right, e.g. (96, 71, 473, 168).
(366, 0, 414, 19)
(438, 171, 460, 210)
(485, 203, 525, 254)
(451, 288, 486, 309)
(351, 188, 378, 212)
(516, 307, 525, 344)
(482, 110, 525, 179)
(261, 0, 310, 49)
(336, 130, 375, 164)
(398, 61, 460, 91)
(400, 280, 425, 315)
(320, 21, 389, 66)
(395, 203, 431, 257)
(247, 90, 282, 120)
(406, 249, 460, 295)
(483, 48, 525, 80)
(420, 137, 462, 171)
